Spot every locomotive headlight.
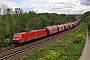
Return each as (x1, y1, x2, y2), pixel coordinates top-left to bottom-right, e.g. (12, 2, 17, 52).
(13, 39, 15, 40)
(16, 39, 19, 40)
(13, 39, 19, 40)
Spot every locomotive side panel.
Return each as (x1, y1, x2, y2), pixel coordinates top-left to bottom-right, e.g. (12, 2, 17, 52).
(37, 29, 47, 38)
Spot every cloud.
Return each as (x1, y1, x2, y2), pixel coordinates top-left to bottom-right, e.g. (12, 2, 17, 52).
(0, 0, 90, 14)
(0, 0, 21, 8)
(79, 0, 90, 6)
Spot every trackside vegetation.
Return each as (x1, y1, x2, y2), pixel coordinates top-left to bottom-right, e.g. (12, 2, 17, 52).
(21, 24, 86, 60)
(82, 11, 90, 36)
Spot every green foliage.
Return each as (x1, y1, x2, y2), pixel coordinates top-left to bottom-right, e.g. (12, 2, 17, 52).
(37, 50, 59, 60)
(21, 24, 86, 60)
(82, 11, 90, 36)
(84, 15, 90, 26)
(21, 55, 28, 60)
(82, 11, 90, 22)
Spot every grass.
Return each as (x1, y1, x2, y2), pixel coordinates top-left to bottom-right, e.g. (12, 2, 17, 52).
(21, 25, 86, 60)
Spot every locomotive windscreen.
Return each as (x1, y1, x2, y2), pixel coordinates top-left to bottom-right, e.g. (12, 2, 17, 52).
(14, 33, 20, 38)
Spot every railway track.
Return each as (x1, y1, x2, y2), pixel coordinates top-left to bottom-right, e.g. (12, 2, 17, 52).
(0, 46, 16, 53)
(0, 23, 82, 60)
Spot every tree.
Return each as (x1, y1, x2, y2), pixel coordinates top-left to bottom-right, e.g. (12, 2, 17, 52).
(85, 15, 90, 26)
(82, 11, 90, 22)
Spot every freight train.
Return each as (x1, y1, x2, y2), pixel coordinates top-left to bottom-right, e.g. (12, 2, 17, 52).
(13, 20, 80, 45)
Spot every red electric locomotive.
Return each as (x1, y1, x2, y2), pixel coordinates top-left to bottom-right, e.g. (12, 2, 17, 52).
(13, 29, 47, 45)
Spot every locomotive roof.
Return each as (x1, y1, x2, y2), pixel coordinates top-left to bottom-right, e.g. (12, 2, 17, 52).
(30, 30, 38, 32)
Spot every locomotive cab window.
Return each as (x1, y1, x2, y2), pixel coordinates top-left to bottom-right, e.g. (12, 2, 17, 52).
(14, 33, 20, 38)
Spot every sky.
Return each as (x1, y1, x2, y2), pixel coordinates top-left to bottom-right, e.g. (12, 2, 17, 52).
(0, 0, 90, 14)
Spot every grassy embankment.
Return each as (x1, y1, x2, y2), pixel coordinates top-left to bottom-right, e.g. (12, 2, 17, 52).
(21, 25, 86, 60)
